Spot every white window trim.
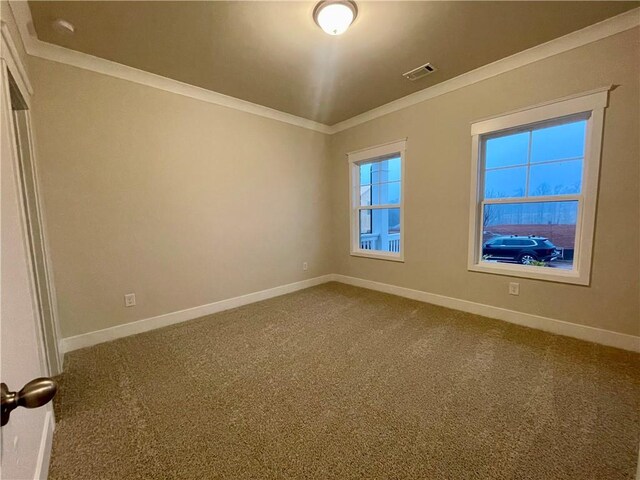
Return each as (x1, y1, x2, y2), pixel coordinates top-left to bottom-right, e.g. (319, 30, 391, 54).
(348, 139, 406, 262)
(468, 88, 609, 285)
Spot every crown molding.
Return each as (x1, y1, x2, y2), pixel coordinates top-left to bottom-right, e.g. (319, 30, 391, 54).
(7, 1, 333, 134)
(328, 7, 640, 134)
(9, 2, 639, 136)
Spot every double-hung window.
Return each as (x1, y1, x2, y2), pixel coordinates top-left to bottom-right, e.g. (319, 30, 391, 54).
(468, 88, 608, 284)
(349, 139, 406, 261)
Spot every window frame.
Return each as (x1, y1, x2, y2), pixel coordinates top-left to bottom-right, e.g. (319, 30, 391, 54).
(467, 88, 609, 285)
(348, 139, 406, 262)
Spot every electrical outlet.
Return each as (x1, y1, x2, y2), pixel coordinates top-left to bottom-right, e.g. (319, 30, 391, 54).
(124, 293, 136, 307)
(509, 282, 520, 296)
(302, 262, 308, 271)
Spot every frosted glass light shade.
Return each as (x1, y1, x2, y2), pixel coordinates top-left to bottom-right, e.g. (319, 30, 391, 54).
(314, 1, 357, 36)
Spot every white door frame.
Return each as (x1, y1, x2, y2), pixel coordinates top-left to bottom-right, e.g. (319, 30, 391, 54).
(1, 22, 63, 375)
(1, 50, 54, 480)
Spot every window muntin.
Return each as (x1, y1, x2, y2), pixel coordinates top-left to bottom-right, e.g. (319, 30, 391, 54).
(357, 157, 401, 255)
(482, 118, 587, 200)
(358, 157, 401, 207)
(349, 140, 405, 261)
(480, 118, 585, 270)
(359, 207, 401, 253)
(469, 88, 608, 285)
(530, 121, 586, 163)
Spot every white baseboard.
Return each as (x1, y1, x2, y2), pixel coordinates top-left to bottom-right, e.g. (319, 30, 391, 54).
(33, 410, 54, 480)
(61, 275, 333, 352)
(61, 273, 639, 354)
(332, 274, 640, 353)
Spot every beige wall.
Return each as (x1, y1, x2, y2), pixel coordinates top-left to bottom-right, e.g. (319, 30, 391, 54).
(29, 57, 332, 337)
(330, 28, 640, 337)
(28, 27, 639, 340)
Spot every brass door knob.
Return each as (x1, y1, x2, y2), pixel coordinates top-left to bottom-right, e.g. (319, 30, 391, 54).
(1, 378, 57, 427)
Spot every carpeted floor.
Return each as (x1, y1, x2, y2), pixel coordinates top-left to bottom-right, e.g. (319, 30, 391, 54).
(50, 282, 640, 479)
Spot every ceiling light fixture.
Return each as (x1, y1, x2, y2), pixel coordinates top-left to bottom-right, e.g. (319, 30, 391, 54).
(313, 1, 357, 36)
(52, 18, 75, 36)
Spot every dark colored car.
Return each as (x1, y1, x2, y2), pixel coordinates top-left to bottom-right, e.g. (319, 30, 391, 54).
(482, 235, 560, 265)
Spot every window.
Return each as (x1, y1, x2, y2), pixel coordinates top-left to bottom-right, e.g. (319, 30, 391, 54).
(468, 89, 609, 285)
(349, 139, 406, 261)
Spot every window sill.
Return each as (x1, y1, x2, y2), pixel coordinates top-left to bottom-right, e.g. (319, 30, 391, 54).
(468, 261, 589, 285)
(350, 250, 404, 263)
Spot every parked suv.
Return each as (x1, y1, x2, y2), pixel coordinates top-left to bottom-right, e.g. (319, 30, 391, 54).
(482, 235, 561, 265)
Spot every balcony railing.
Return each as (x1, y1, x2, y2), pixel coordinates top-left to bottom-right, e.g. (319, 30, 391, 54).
(360, 233, 400, 253)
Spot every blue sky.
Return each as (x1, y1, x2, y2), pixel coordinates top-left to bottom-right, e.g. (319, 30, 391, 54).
(484, 120, 586, 198)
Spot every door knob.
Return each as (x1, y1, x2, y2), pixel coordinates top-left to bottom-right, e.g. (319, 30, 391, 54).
(1, 378, 57, 427)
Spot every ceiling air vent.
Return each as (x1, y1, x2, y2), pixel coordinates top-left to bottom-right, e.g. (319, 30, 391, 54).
(402, 63, 437, 81)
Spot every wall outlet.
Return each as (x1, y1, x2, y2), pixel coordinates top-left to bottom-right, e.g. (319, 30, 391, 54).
(124, 293, 136, 307)
(509, 282, 520, 296)
(302, 262, 308, 271)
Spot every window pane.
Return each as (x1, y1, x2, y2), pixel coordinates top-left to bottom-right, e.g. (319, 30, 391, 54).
(482, 201, 577, 269)
(387, 181, 401, 204)
(529, 160, 582, 196)
(359, 163, 372, 186)
(387, 157, 401, 182)
(360, 185, 372, 206)
(371, 181, 401, 205)
(359, 208, 401, 254)
(370, 156, 402, 183)
(359, 209, 372, 235)
(485, 132, 529, 169)
(484, 167, 526, 198)
(531, 120, 586, 163)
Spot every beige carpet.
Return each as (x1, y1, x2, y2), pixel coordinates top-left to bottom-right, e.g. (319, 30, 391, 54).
(50, 282, 640, 479)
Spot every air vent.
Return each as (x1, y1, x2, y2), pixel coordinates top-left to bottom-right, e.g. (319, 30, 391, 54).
(402, 63, 437, 81)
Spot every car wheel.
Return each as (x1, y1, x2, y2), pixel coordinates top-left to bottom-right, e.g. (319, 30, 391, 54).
(519, 254, 537, 265)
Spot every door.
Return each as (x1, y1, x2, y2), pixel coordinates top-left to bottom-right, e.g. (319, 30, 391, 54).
(1, 59, 54, 478)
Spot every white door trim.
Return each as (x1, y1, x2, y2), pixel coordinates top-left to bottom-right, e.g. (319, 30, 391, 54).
(0, 55, 55, 480)
(1, 21, 63, 375)
(0, 22, 32, 100)
(33, 411, 55, 480)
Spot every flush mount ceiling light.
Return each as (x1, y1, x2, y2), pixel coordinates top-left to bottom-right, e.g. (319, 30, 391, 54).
(313, 1, 357, 36)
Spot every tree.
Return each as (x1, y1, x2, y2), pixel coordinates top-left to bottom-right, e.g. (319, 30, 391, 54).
(483, 204, 497, 228)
